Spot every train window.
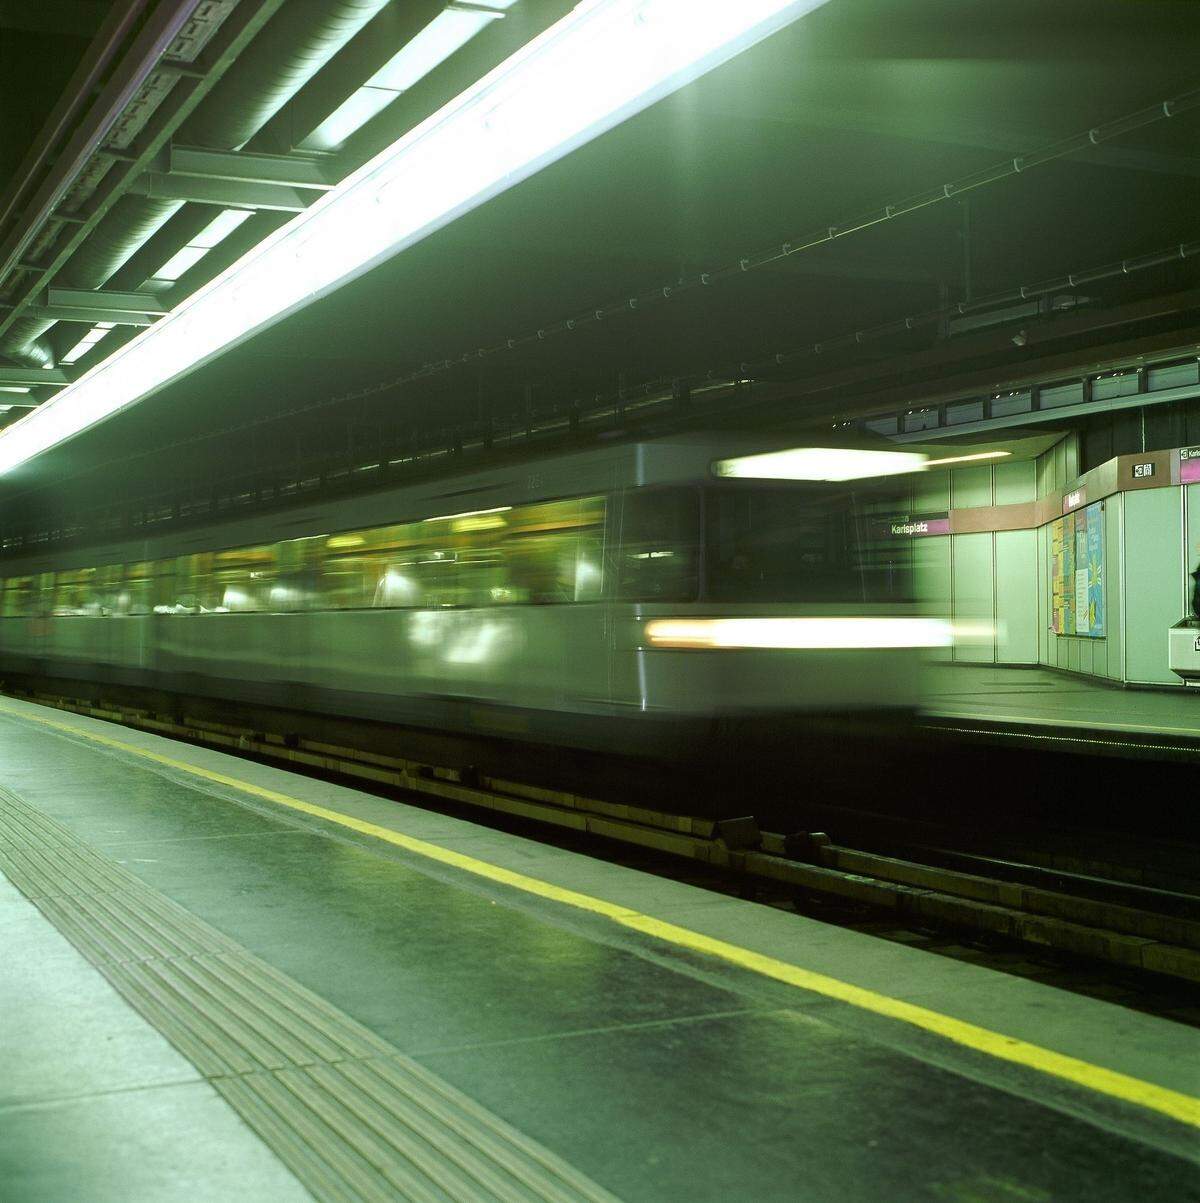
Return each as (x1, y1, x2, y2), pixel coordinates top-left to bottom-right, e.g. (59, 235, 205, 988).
(52, 566, 112, 615)
(704, 485, 913, 603)
(170, 546, 277, 612)
(2, 575, 42, 617)
(314, 494, 606, 609)
(124, 560, 175, 614)
(617, 488, 700, 602)
(11, 494, 608, 619)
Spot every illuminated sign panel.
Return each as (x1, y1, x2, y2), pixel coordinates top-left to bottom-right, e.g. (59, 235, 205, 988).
(1180, 447, 1200, 484)
(882, 515, 951, 538)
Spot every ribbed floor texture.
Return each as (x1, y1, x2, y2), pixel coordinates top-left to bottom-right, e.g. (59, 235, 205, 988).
(0, 784, 620, 1203)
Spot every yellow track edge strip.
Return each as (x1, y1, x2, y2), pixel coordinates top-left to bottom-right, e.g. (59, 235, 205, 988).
(5, 699, 1198, 1131)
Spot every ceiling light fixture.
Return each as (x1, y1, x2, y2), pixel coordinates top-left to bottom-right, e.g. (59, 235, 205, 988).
(302, 1, 518, 151)
(714, 447, 929, 482)
(153, 209, 255, 282)
(0, 0, 826, 475)
(924, 450, 1013, 467)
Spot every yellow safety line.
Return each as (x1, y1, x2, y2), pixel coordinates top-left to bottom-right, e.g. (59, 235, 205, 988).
(4, 698, 1199, 1131)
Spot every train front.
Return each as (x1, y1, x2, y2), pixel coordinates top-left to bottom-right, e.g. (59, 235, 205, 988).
(616, 445, 949, 748)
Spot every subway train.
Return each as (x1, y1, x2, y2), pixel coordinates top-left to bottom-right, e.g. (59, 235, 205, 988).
(0, 435, 945, 764)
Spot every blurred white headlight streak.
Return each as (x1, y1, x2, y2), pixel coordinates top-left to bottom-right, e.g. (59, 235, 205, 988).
(645, 617, 956, 650)
(715, 447, 929, 482)
(0, 0, 826, 475)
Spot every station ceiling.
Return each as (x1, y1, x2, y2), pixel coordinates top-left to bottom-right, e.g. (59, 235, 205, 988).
(0, 0, 1198, 538)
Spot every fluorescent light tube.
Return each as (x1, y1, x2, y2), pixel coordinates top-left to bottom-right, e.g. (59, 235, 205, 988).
(924, 450, 1012, 467)
(153, 244, 212, 283)
(61, 328, 113, 365)
(0, 0, 827, 474)
(302, 87, 400, 152)
(715, 447, 928, 482)
(191, 208, 254, 248)
(301, 6, 508, 151)
(371, 8, 501, 93)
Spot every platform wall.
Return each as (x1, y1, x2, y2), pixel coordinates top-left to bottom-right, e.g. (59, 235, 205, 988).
(908, 437, 1199, 685)
(910, 460, 1039, 666)
(1037, 479, 1197, 687)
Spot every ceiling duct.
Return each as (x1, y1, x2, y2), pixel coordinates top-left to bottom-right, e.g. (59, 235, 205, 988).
(1, 0, 389, 369)
(180, 0, 391, 151)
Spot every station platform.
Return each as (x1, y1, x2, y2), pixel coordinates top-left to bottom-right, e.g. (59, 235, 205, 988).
(923, 665, 1200, 751)
(2, 695, 1199, 1201)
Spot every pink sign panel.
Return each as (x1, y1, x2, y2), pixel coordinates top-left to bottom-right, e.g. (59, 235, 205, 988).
(1181, 449, 1200, 484)
(886, 517, 951, 537)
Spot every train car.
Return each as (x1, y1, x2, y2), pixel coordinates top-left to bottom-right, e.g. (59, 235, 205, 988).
(0, 435, 945, 762)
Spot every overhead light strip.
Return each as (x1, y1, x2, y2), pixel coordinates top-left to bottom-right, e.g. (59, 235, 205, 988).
(0, 0, 825, 474)
(153, 209, 255, 282)
(301, 3, 516, 151)
(924, 450, 1013, 467)
(715, 447, 929, 482)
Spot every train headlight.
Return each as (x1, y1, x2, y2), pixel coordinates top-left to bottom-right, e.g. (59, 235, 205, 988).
(644, 617, 955, 650)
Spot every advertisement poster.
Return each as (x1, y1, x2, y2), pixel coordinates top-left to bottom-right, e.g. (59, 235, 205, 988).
(1051, 519, 1065, 634)
(1050, 503, 1104, 637)
(1085, 501, 1105, 636)
(1075, 567, 1091, 635)
(1074, 512, 1090, 635)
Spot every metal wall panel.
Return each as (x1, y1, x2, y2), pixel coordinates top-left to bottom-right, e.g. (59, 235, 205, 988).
(994, 460, 1036, 506)
(1106, 492, 1124, 681)
(995, 530, 1037, 664)
(1123, 487, 1184, 684)
(950, 465, 992, 510)
(951, 532, 995, 663)
(913, 534, 951, 662)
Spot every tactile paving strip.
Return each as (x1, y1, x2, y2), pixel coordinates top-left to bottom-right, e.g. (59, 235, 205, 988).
(0, 785, 620, 1203)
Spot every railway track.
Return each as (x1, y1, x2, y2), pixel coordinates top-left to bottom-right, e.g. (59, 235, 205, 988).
(6, 683, 1200, 1000)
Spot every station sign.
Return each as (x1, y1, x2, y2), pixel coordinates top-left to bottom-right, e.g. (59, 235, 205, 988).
(1180, 447, 1200, 484)
(1062, 487, 1087, 514)
(878, 514, 950, 538)
(1132, 462, 1155, 480)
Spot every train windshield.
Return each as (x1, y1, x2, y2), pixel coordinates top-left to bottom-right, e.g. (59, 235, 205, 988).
(704, 484, 912, 604)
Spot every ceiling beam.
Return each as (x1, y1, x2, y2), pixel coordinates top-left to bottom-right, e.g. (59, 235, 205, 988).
(168, 144, 335, 190)
(128, 171, 313, 212)
(27, 305, 155, 328)
(0, 367, 69, 386)
(0, 0, 289, 345)
(47, 287, 164, 315)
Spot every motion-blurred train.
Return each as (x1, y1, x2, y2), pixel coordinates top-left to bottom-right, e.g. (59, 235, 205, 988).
(0, 436, 945, 759)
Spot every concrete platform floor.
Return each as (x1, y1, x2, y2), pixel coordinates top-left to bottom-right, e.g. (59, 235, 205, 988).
(1, 694, 1198, 1201)
(924, 664, 1200, 740)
